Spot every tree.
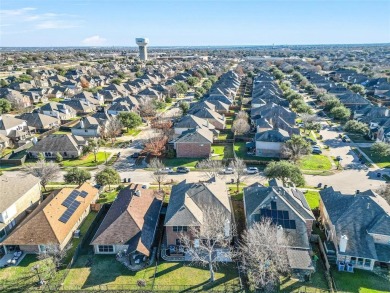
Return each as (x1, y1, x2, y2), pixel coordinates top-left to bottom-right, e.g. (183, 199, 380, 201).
(37, 243, 72, 271)
(371, 142, 390, 157)
(174, 82, 189, 96)
(350, 84, 365, 95)
(105, 117, 122, 143)
(264, 161, 305, 186)
(321, 95, 341, 111)
(139, 97, 157, 118)
(330, 106, 351, 121)
(23, 159, 61, 191)
(236, 110, 249, 121)
(238, 219, 290, 291)
(344, 120, 369, 135)
(148, 158, 167, 191)
(7, 93, 26, 111)
(95, 167, 120, 190)
(179, 206, 234, 282)
(197, 159, 223, 179)
(80, 76, 90, 88)
(282, 135, 311, 162)
(64, 168, 91, 185)
(118, 112, 142, 132)
(229, 158, 246, 192)
(202, 79, 212, 90)
(0, 99, 12, 114)
(0, 79, 8, 88)
(37, 152, 45, 161)
(55, 152, 63, 163)
(144, 135, 168, 157)
(186, 76, 199, 87)
(376, 185, 390, 204)
(111, 78, 122, 85)
(179, 102, 189, 115)
(232, 118, 250, 135)
(87, 139, 103, 162)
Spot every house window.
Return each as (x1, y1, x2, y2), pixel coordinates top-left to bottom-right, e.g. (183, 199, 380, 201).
(357, 258, 364, 266)
(173, 226, 187, 232)
(0, 228, 6, 239)
(98, 245, 114, 253)
(364, 259, 371, 268)
(350, 257, 356, 265)
(39, 245, 47, 252)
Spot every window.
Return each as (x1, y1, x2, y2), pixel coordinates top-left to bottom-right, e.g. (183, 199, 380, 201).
(357, 258, 364, 266)
(364, 259, 371, 268)
(350, 257, 356, 265)
(98, 245, 114, 253)
(173, 226, 187, 232)
(0, 228, 6, 239)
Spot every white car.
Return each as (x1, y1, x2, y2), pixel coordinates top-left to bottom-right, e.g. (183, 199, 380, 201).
(222, 167, 234, 174)
(245, 167, 259, 174)
(158, 168, 174, 174)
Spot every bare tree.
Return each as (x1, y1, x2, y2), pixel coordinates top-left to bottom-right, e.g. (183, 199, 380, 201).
(239, 219, 290, 291)
(139, 97, 157, 119)
(232, 118, 250, 135)
(236, 110, 249, 121)
(23, 159, 61, 191)
(149, 157, 167, 191)
(376, 185, 390, 204)
(7, 93, 27, 112)
(37, 243, 72, 271)
(105, 116, 122, 143)
(197, 159, 223, 179)
(144, 134, 168, 157)
(180, 206, 234, 282)
(229, 158, 247, 192)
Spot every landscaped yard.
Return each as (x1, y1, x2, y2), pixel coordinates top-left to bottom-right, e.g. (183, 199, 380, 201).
(61, 152, 109, 167)
(97, 190, 118, 204)
(234, 142, 275, 162)
(211, 145, 234, 160)
(162, 157, 200, 168)
(360, 147, 390, 168)
(347, 133, 372, 143)
(227, 183, 246, 201)
(332, 267, 390, 293)
(123, 128, 141, 137)
(299, 155, 332, 171)
(304, 190, 320, 209)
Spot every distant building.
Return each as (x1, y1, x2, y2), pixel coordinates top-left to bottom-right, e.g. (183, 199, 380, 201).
(135, 38, 149, 61)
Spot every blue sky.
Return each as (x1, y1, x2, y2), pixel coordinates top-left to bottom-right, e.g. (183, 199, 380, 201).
(0, 0, 389, 47)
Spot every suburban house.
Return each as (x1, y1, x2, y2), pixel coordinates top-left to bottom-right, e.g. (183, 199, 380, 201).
(16, 113, 60, 133)
(40, 102, 77, 121)
(0, 115, 30, 143)
(164, 177, 232, 260)
(319, 187, 390, 271)
(90, 184, 162, 266)
(0, 175, 41, 242)
(71, 117, 105, 138)
(61, 99, 96, 114)
(255, 128, 290, 157)
(28, 134, 87, 159)
(174, 114, 218, 136)
(172, 128, 214, 158)
(243, 180, 315, 276)
(191, 108, 226, 130)
(1, 183, 99, 253)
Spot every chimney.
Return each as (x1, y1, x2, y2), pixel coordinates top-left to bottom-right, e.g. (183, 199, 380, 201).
(80, 118, 85, 129)
(135, 189, 141, 197)
(339, 235, 348, 253)
(32, 137, 38, 145)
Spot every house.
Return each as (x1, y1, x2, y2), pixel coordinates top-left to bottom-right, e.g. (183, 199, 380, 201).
(71, 116, 105, 138)
(191, 108, 226, 130)
(28, 134, 87, 159)
(16, 113, 60, 133)
(172, 128, 214, 158)
(0, 115, 30, 143)
(243, 180, 315, 275)
(255, 128, 289, 157)
(319, 187, 390, 271)
(40, 102, 77, 120)
(0, 175, 41, 241)
(61, 99, 96, 114)
(174, 114, 218, 136)
(1, 183, 99, 253)
(164, 177, 232, 259)
(90, 184, 162, 262)
(72, 91, 103, 106)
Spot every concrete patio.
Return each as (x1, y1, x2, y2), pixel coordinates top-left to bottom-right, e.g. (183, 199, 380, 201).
(0, 252, 26, 268)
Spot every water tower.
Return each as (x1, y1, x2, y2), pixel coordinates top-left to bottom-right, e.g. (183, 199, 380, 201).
(135, 37, 149, 61)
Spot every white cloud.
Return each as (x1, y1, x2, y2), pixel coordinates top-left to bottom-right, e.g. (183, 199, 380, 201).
(35, 20, 78, 30)
(82, 35, 107, 46)
(0, 7, 36, 16)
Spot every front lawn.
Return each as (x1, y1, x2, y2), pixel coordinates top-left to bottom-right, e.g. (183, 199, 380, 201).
(162, 158, 200, 168)
(332, 267, 390, 293)
(61, 152, 108, 167)
(234, 142, 275, 161)
(299, 155, 332, 171)
(227, 183, 246, 201)
(211, 145, 234, 160)
(97, 190, 118, 204)
(123, 128, 141, 137)
(347, 133, 372, 143)
(304, 190, 320, 209)
(360, 147, 390, 168)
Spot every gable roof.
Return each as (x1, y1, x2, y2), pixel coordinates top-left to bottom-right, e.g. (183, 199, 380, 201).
(28, 134, 84, 153)
(16, 113, 59, 129)
(174, 128, 213, 144)
(0, 115, 26, 130)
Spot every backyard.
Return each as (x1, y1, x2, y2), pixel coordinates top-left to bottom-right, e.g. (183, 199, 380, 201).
(97, 190, 118, 204)
(211, 144, 234, 160)
(304, 190, 321, 210)
(233, 142, 275, 162)
(61, 152, 109, 167)
(359, 147, 390, 168)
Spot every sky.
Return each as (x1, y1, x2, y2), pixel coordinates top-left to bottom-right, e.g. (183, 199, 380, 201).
(0, 0, 389, 47)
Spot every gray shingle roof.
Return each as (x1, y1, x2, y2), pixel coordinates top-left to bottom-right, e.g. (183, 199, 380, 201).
(28, 134, 84, 153)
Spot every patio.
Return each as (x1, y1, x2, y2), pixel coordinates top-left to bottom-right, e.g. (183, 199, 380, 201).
(116, 251, 150, 271)
(0, 251, 26, 268)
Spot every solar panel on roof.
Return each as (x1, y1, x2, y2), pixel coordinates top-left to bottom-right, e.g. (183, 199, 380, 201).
(62, 190, 80, 207)
(79, 190, 88, 198)
(58, 200, 81, 223)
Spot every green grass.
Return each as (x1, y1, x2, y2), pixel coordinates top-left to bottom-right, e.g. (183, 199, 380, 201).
(123, 128, 141, 137)
(161, 158, 200, 168)
(227, 183, 246, 201)
(97, 190, 118, 204)
(299, 155, 332, 171)
(54, 130, 71, 135)
(304, 190, 320, 209)
(61, 152, 108, 167)
(359, 147, 390, 168)
(347, 133, 372, 143)
(211, 145, 234, 160)
(332, 267, 390, 293)
(233, 142, 275, 161)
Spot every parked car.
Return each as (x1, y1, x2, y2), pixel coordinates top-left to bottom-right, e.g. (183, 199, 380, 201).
(297, 123, 305, 128)
(245, 167, 259, 174)
(159, 167, 174, 174)
(312, 148, 322, 154)
(176, 166, 190, 173)
(342, 136, 350, 143)
(222, 167, 234, 174)
(304, 137, 317, 145)
(130, 152, 139, 158)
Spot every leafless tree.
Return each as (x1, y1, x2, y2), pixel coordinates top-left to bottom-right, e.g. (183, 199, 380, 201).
(376, 185, 390, 204)
(144, 134, 168, 157)
(105, 116, 123, 143)
(23, 159, 61, 191)
(235, 110, 249, 121)
(232, 118, 250, 135)
(149, 157, 167, 191)
(229, 158, 247, 192)
(179, 206, 234, 282)
(7, 93, 27, 112)
(197, 159, 223, 179)
(238, 219, 291, 292)
(139, 97, 157, 119)
(37, 243, 72, 271)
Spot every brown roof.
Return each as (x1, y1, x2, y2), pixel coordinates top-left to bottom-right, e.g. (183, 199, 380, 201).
(91, 184, 162, 256)
(2, 183, 98, 246)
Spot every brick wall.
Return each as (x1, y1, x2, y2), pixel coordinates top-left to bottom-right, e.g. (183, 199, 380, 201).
(176, 142, 210, 158)
(165, 226, 198, 246)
